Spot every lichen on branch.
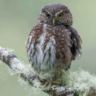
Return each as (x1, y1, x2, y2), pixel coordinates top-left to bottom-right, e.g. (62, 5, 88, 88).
(0, 47, 96, 96)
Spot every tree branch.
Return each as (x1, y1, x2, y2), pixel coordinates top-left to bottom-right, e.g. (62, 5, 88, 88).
(0, 47, 95, 96)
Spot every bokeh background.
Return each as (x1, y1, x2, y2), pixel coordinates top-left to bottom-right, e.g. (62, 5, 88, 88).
(0, 0, 96, 96)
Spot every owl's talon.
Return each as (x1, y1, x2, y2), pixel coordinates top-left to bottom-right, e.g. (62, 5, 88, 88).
(52, 81, 60, 85)
(44, 82, 50, 87)
(43, 81, 60, 90)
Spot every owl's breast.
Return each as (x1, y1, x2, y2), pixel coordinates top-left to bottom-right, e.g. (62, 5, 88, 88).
(27, 25, 57, 72)
(27, 23, 72, 72)
(38, 33, 56, 71)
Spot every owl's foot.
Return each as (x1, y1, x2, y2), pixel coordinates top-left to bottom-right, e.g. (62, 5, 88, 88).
(44, 81, 60, 90)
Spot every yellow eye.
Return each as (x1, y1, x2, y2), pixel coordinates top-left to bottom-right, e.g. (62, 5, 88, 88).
(46, 14, 50, 18)
(58, 13, 63, 18)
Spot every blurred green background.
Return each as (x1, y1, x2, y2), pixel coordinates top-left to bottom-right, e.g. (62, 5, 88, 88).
(0, 0, 96, 96)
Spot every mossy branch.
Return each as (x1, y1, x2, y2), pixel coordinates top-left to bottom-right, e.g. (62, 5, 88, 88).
(0, 47, 96, 96)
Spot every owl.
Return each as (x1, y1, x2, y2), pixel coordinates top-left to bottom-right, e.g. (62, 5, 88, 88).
(26, 3, 82, 80)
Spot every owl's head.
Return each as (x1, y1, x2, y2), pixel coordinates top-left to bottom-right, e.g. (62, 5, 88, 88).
(38, 3, 73, 26)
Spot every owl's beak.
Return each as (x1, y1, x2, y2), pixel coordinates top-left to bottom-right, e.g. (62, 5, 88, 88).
(52, 19, 55, 25)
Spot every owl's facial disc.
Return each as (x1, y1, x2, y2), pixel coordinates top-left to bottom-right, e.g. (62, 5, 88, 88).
(44, 13, 64, 25)
(39, 4, 73, 25)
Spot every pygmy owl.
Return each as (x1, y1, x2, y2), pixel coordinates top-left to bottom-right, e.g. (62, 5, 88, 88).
(26, 3, 82, 79)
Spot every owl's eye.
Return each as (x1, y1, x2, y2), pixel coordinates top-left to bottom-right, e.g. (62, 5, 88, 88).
(46, 14, 50, 18)
(58, 13, 63, 18)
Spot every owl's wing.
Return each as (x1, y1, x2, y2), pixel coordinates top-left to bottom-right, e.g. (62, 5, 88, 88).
(68, 26, 82, 60)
